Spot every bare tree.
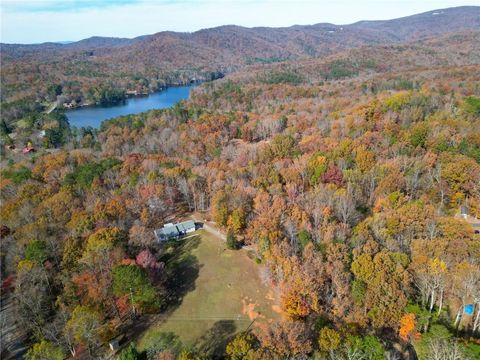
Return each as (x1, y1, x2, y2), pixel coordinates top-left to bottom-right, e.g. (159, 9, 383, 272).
(428, 339, 463, 360)
(335, 185, 357, 227)
(283, 219, 298, 255)
(178, 176, 194, 211)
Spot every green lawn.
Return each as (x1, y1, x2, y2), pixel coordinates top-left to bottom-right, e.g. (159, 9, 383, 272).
(138, 229, 278, 356)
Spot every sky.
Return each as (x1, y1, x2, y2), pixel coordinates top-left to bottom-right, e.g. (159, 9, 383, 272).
(1, 0, 478, 44)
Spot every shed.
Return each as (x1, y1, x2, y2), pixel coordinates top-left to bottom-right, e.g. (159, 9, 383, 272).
(109, 339, 120, 352)
(108, 334, 125, 352)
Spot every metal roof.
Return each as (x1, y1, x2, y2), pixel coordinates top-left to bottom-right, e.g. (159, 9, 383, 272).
(177, 220, 195, 232)
(154, 220, 195, 241)
(155, 225, 179, 239)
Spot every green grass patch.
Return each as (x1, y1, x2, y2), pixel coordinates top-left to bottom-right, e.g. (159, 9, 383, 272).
(138, 230, 278, 356)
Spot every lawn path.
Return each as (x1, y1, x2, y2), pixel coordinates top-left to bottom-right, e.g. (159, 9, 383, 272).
(190, 215, 226, 241)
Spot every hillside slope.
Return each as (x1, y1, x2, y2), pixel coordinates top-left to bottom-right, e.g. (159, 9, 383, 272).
(1, 6, 479, 125)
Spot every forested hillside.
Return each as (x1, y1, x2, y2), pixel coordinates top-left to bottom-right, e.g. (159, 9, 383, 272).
(1, 6, 480, 360)
(1, 6, 479, 128)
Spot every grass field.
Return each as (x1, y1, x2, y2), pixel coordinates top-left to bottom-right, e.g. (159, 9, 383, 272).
(137, 229, 279, 356)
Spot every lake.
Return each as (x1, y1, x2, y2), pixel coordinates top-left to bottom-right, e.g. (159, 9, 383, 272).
(66, 85, 194, 128)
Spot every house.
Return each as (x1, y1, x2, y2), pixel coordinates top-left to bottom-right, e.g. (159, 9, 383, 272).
(22, 146, 35, 154)
(458, 205, 480, 234)
(154, 223, 180, 241)
(154, 220, 196, 242)
(63, 102, 75, 109)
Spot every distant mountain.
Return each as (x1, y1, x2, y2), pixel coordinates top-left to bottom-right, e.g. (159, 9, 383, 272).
(64, 36, 134, 49)
(350, 6, 480, 40)
(1, 6, 479, 105)
(2, 6, 479, 63)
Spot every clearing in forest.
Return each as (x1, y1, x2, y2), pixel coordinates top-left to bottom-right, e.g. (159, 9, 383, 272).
(138, 229, 279, 355)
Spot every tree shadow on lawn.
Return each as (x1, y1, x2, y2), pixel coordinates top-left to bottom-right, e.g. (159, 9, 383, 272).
(117, 236, 203, 351)
(161, 235, 202, 310)
(194, 320, 237, 359)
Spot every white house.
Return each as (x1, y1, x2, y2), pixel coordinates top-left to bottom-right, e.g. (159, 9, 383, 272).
(154, 220, 196, 242)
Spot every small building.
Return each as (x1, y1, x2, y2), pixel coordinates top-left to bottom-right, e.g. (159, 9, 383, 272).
(154, 220, 196, 242)
(108, 334, 125, 353)
(109, 339, 120, 352)
(22, 146, 35, 154)
(458, 205, 480, 234)
(472, 223, 480, 235)
(63, 102, 75, 109)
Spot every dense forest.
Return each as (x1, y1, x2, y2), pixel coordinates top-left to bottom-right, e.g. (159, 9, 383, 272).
(1, 6, 480, 360)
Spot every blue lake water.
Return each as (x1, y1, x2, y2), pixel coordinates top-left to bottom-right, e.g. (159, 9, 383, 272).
(66, 85, 194, 128)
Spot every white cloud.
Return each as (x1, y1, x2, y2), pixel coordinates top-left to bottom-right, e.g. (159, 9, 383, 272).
(1, 0, 478, 43)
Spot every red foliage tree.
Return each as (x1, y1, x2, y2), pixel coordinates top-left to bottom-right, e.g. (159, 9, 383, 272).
(321, 164, 344, 187)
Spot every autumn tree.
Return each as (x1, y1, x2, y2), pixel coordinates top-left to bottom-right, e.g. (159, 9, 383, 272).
(81, 227, 127, 269)
(399, 313, 416, 342)
(255, 321, 312, 357)
(24, 240, 48, 264)
(226, 230, 240, 250)
(26, 340, 64, 360)
(118, 343, 141, 360)
(128, 222, 156, 248)
(411, 257, 448, 315)
(307, 153, 328, 185)
(355, 146, 375, 173)
(225, 332, 258, 360)
(64, 305, 104, 355)
(136, 249, 165, 284)
(351, 246, 411, 329)
(318, 327, 341, 355)
(245, 191, 285, 253)
(321, 164, 344, 187)
(112, 264, 159, 313)
(15, 260, 52, 337)
(280, 244, 326, 319)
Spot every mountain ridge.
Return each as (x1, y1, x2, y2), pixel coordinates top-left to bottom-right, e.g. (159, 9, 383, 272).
(2, 5, 478, 47)
(4, 6, 478, 65)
